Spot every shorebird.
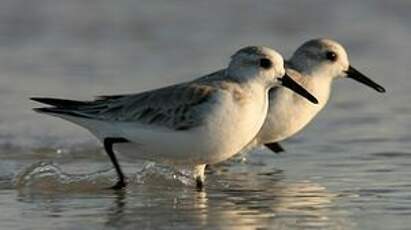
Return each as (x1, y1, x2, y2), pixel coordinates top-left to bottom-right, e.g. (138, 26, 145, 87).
(252, 38, 385, 153)
(31, 46, 318, 189)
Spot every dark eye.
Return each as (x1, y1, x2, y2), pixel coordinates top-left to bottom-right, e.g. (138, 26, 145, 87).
(325, 51, 338, 62)
(259, 58, 272, 69)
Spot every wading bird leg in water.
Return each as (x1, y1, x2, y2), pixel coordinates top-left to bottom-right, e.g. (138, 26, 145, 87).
(104, 137, 129, 190)
(265, 142, 285, 153)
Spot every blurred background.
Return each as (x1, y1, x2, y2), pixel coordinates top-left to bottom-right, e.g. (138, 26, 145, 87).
(0, 0, 409, 149)
(0, 1, 410, 229)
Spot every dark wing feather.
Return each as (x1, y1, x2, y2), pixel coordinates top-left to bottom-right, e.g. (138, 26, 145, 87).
(32, 83, 217, 130)
(30, 97, 88, 108)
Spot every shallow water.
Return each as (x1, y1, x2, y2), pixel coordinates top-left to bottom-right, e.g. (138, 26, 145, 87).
(1, 0, 411, 229)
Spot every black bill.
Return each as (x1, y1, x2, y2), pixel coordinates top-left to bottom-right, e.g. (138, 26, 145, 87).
(279, 74, 318, 104)
(345, 66, 386, 93)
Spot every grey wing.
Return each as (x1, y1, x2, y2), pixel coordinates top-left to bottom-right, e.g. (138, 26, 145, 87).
(33, 83, 217, 130)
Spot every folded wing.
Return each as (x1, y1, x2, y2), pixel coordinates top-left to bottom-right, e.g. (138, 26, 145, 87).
(31, 83, 217, 131)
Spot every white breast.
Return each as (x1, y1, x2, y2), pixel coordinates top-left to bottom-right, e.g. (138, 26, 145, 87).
(113, 85, 270, 166)
(254, 77, 332, 145)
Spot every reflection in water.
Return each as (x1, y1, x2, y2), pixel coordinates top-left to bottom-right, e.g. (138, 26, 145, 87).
(107, 178, 351, 229)
(15, 161, 352, 229)
(106, 189, 127, 227)
(208, 169, 352, 229)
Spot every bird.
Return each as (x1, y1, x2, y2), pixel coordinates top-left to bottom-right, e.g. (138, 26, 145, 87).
(250, 38, 386, 154)
(31, 46, 318, 190)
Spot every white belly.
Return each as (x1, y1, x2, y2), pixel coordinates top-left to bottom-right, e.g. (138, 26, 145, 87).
(102, 90, 268, 166)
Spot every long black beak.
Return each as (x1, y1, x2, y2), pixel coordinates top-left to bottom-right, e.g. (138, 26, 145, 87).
(279, 74, 318, 104)
(345, 66, 386, 93)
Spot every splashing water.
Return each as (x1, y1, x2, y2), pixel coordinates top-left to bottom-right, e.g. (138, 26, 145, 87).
(14, 161, 198, 193)
(15, 161, 116, 192)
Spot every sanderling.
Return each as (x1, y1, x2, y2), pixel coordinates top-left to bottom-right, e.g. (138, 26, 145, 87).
(251, 38, 385, 153)
(31, 46, 318, 189)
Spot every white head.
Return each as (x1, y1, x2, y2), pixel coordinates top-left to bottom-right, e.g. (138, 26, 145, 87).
(289, 38, 385, 92)
(228, 46, 285, 86)
(228, 46, 318, 104)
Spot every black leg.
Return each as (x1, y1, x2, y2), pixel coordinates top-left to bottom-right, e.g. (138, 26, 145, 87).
(104, 137, 129, 190)
(265, 142, 285, 154)
(195, 176, 204, 191)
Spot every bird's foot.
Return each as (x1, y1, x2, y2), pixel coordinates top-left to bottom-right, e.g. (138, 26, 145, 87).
(195, 176, 204, 191)
(193, 164, 206, 191)
(109, 179, 127, 190)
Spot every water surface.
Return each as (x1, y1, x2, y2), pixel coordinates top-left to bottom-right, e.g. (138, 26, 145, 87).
(0, 0, 410, 229)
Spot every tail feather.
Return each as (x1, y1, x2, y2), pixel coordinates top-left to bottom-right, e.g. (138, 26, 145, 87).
(33, 107, 91, 118)
(33, 107, 54, 113)
(31, 97, 113, 140)
(30, 97, 88, 108)
(31, 97, 93, 119)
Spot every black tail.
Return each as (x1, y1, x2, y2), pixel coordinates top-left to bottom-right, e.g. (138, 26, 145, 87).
(31, 97, 92, 118)
(30, 97, 88, 108)
(33, 107, 56, 113)
(32, 106, 91, 118)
